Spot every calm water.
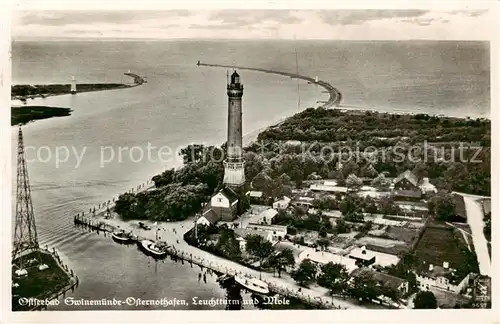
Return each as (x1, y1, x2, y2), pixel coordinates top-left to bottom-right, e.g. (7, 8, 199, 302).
(11, 40, 490, 310)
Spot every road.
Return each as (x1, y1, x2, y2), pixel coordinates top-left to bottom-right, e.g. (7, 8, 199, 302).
(463, 195, 491, 276)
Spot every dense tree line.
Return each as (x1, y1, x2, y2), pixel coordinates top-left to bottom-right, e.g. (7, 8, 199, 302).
(252, 108, 490, 196)
(115, 145, 224, 221)
(12, 83, 130, 97)
(114, 183, 209, 221)
(12, 106, 72, 126)
(257, 108, 490, 146)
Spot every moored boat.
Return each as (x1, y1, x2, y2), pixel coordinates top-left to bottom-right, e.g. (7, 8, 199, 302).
(111, 231, 134, 244)
(234, 275, 269, 295)
(138, 239, 167, 258)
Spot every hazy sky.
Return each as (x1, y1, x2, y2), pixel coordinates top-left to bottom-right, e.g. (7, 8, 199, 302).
(12, 9, 494, 40)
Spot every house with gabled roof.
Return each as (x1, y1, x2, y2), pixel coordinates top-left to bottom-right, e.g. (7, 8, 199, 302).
(210, 187, 239, 221)
(350, 267, 409, 297)
(392, 170, 422, 200)
(196, 209, 220, 226)
(415, 261, 472, 294)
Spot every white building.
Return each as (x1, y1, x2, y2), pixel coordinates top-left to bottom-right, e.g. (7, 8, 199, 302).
(292, 196, 315, 209)
(250, 208, 278, 225)
(415, 262, 472, 293)
(273, 196, 291, 210)
(298, 248, 358, 273)
(234, 227, 273, 242)
(246, 191, 263, 198)
(347, 246, 400, 268)
(210, 187, 239, 221)
(419, 177, 437, 194)
(246, 223, 287, 242)
(309, 182, 348, 194)
(348, 246, 376, 266)
(236, 237, 247, 252)
(196, 209, 219, 226)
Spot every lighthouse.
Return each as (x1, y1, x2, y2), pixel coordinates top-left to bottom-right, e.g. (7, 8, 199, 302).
(223, 70, 245, 188)
(70, 76, 77, 95)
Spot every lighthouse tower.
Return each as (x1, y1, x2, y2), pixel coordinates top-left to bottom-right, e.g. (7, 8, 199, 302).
(70, 76, 77, 95)
(223, 71, 245, 188)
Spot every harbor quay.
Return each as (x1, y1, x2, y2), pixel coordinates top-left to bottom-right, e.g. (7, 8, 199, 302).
(73, 180, 362, 310)
(74, 212, 357, 309)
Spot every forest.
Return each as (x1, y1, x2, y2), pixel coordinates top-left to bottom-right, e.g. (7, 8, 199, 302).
(11, 106, 72, 125)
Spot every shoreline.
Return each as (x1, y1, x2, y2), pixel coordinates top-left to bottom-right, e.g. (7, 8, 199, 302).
(12, 72, 145, 101)
(11, 106, 72, 126)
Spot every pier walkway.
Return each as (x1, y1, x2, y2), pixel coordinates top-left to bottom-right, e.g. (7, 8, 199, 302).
(198, 62, 342, 108)
(74, 212, 364, 309)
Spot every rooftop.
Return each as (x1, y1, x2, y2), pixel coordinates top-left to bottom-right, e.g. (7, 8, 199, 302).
(260, 208, 278, 219)
(392, 189, 422, 198)
(247, 223, 288, 233)
(275, 196, 291, 203)
(246, 191, 263, 198)
(298, 248, 358, 273)
(349, 247, 376, 261)
(234, 228, 272, 241)
(351, 267, 407, 291)
(220, 187, 239, 203)
(416, 264, 468, 285)
(200, 209, 219, 225)
(393, 170, 419, 187)
(310, 184, 348, 193)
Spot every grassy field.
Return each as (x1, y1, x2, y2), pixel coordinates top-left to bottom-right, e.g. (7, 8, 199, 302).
(12, 250, 71, 311)
(414, 222, 479, 278)
(382, 226, 419, 244)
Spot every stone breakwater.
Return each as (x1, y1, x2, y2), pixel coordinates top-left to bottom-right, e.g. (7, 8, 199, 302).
(197, 62, 342, 108)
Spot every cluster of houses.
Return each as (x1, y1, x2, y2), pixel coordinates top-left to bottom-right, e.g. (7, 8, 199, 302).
(196, 187, 288, 246)
(194, 169, 478, 306)
(308, 169, 437, 201)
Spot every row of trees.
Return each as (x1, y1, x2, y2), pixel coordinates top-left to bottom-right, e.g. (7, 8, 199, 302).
(185, 224, 296, 276)
(293, 256, 439, 308)
(291, 260, 403, 303)
(483, 212, 491, 242)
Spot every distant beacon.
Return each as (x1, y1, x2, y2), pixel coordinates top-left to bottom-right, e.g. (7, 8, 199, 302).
(70, 76, 77, 95)
(223, 70, 245, 187)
